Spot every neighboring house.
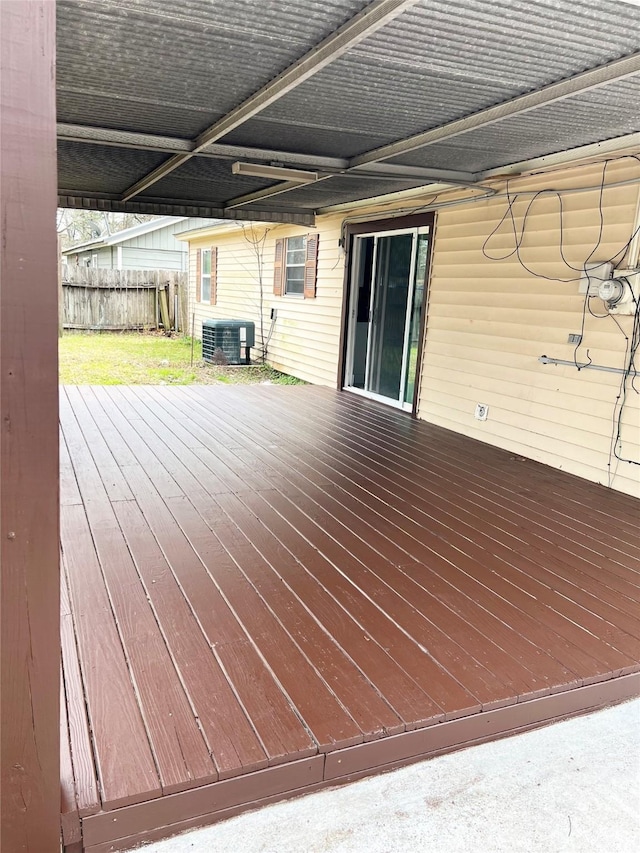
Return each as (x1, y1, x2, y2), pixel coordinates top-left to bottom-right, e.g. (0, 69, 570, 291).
(179, 153, 640, 499)
(62, 216, 220, 271)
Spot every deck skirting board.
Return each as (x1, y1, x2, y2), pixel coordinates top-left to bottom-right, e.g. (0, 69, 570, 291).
(323, 671, 640, 779)
(80, 674, 639, 852)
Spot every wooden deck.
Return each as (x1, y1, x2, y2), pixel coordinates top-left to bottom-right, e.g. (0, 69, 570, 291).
(59, 384, 640, 852)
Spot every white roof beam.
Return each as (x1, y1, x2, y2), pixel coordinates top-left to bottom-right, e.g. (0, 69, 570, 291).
(223, 163, 480, 210)
(225, 178, 333, 210)
(348, 52, 640, 169)
(120, 0, 421, 202)
(58, 124, 479, 202)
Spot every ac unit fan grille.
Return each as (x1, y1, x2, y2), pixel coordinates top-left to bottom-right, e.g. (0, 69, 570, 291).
(202, 320, 255, 365)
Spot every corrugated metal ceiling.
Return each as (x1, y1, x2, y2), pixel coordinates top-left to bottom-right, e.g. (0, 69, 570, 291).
(56, 0, 640, 223)
(252, 0, 640, 147)
(56, 0, 369, 135)
(388, 78, 640, 172)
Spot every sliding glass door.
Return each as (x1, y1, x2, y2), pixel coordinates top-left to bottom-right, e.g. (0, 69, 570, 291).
(344, 227, 429, 411)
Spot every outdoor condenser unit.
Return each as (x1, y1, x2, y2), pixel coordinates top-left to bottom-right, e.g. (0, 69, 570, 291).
(202, 319, 255, 365)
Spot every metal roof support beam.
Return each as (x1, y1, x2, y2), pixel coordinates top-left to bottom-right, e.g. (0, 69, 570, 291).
(225, 178, 332, 210)
(223, 167, 480, 210)
(223, 160, 481, 209)
(57, 123, 479, 185)
(57, 123, 194, 153)
(348, 52, 640, 169)
(352, 162, 477, 184)
(120, 0, 421, 202)
(57, 124, 344, 166)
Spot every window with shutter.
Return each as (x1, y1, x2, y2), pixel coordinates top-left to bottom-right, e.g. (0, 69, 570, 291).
(274, 234, 319, 298)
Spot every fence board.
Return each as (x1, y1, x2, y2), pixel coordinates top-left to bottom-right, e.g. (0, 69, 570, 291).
(61, 268, 187, 331)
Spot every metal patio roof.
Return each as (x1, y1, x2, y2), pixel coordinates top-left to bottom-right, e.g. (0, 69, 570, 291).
(56, 0, 640, 226)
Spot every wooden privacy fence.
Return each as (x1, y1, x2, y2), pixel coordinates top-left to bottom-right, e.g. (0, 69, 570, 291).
(61, 268, 189, 332)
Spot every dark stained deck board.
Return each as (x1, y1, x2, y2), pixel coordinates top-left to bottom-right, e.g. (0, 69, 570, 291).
(60, 385, 640, 851)
(72, 390, 304, 773)
(164, 386, 640, 672)
(81, 672, 640, 852)
(60, 663, 81, 851)
(228, 392, 629, 644)
(280, 398, 640, 628)
(254, 386, 640, 578)
(270, 400, 640, 664)
(86, 387, 395, 749)
(61, 389, 220, 797)
(141, 384, 630, 692)
(60, 430, 83, 508)
(127, 384, 628, 704)
(81, 388, 326, 764)
(107, 388, 449, 729)
(111, 500, 310, 770)
(60, 563, 100, 818)
(301, 386, 640, 554)
(61, 504, 162, 810)
(112, 386, 483, 721)
(184, 387, 639, 682)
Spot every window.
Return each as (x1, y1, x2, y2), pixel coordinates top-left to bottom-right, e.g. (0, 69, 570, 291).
(197, 246, 217, 305)
(201, 248, 211, 302)
(273, 234, 319, 298)
(284, 236, 306, 295)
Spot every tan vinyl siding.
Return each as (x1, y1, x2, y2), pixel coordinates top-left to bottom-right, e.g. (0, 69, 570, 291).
(189, 220, 345, 386)
(419, 159, 640, 498)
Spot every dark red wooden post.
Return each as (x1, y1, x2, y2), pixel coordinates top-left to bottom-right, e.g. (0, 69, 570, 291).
(0, 2, 61, 851)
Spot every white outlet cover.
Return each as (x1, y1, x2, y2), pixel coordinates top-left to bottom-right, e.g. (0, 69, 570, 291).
(475, 403, 489, 421)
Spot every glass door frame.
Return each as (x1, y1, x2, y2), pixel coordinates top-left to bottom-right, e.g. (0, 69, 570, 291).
(342, 219, 433, 414)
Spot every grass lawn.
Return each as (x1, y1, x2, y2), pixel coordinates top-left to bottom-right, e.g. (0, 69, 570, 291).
(59, 332, 305, 386)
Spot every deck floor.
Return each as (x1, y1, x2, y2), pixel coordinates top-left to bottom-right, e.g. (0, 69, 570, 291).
(60, 385, 640, 852)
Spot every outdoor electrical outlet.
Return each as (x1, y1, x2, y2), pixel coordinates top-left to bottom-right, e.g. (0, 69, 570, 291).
(568, 333, 582, 344)
(270, 308, 277, 320)
(475, 403, 489, 421)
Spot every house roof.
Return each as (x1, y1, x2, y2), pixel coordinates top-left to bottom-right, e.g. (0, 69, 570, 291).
(61, 215, 189, 254)
(56, 0, 640, 227)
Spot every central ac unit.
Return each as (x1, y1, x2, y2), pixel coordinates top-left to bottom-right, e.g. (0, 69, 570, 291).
(202, 319, 255, 365)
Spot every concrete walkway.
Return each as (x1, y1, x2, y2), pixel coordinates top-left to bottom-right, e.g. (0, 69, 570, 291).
(142, 699, 640, 853)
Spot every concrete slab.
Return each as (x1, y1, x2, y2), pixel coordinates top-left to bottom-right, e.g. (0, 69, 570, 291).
(141, 699, 640, 853)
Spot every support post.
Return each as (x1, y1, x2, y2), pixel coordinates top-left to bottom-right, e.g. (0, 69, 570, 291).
(0, 2, 60, 851)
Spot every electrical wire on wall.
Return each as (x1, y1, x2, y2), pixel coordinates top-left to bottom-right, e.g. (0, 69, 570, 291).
(609, 284, 640, 484)
(480, 154, 640, 484)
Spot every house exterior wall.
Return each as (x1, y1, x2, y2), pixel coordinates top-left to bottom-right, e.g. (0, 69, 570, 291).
(188, 220, 345, 386)
(63, 218, 216, 271)
(67, 244, 186, 271)
(119, 246, 186, 271)
(68, 247, 112, 268)
(419, 158, 640, 499)
(187, 157, 640, 497)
